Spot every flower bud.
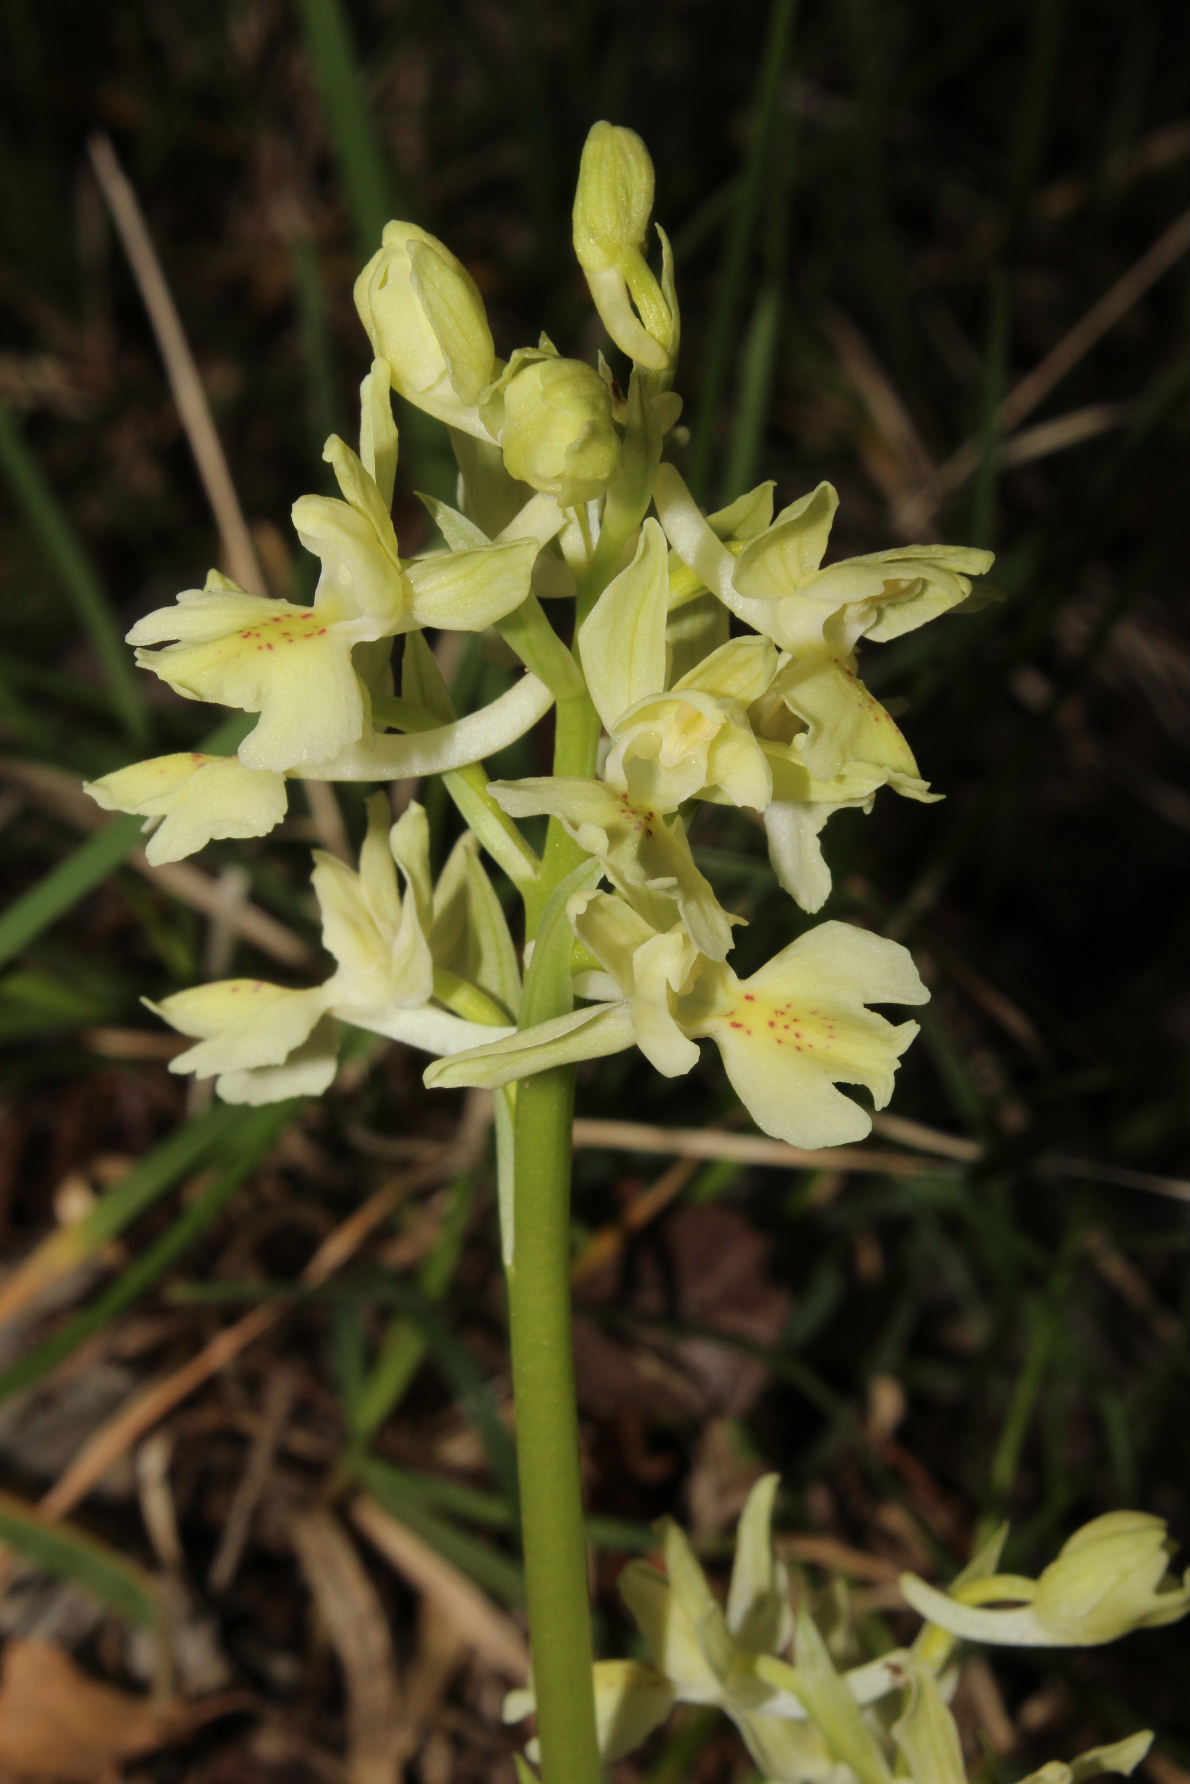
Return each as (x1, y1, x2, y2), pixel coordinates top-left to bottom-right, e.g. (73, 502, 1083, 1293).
(572, 121, 655, 274)
(489, 352, 620, 508)
(353, 222, 496, 433)
(572, 122, 674, 371)
(1033, 1512, 1190, 1643)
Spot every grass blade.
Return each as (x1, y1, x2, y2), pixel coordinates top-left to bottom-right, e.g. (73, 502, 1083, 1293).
(0, 1101, 239, 1328)
(0, 401, 148, 747)
(0, 1488, 158, 1626)
(685, 0, 798, 499)
(295, 0, 406, 252)
(0, 1102, 293, 1403)
(0, 815, 145, 972)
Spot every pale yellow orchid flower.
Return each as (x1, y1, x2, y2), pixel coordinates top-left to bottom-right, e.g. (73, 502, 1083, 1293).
(900, 1511, 1190, 1648)
(147, 979, 340, 1107)
(429, 893, 928, 1150)
(150, 799, 514, 1104)
(130, 427, 540, 774)
(488, 776, 739, 960)
(84, 751, 288, 865)
(748, 673, 939, 909)
(488, 520, 773, 954)
(506, 1476, 908, 1779)
(578, 519, 777, 810)
(655, 464, 993, 659)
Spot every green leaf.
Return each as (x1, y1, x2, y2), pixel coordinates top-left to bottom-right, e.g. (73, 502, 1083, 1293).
(0, 400, 148, 746)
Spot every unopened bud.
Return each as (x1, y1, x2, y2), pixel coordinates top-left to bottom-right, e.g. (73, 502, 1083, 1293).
(354, 222, 496, 433)
(572, 123, 673, 371)
(1034, 1512, 1190, 1643)
(489, 353, 620, 508)
(573, 121, 654, 272)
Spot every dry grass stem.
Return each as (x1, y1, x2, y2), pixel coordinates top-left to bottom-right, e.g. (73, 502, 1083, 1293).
(290, 1505, 406, 1784)
(350, 1494, 529, 1680)
(897, 210, 1189, 531)
(87, 133, 266, 598)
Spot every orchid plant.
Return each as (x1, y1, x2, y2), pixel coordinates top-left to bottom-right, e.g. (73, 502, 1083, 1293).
(87, 124, 1186, 1782)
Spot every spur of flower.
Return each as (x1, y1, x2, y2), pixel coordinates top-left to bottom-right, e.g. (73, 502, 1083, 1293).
(151, 798, 514, 1104)
(428, 892, 928, 1150)
(901, 1511, 1190, 1648)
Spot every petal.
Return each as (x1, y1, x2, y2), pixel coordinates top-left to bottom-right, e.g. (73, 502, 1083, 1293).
(127, 578, 270, 648)
(762, 799, 836, 914)
(706, 480, 776, 542)
(494, 781, 737, 961)
(591, 1659, 675, 1763)
(760, 920, 929, 1010)
(727, 1474, 794, 1654)
(359, 360, 398, 507)
(630, 931, 701, 1075)
(407, 538, 537, 631)
(733, 483, 839, 597)
(84, 753, 288, 865)
(788, 1602, 894, 1784)
(730, 1708, 840, 1784)
(618, 1550, 726, 1704)
(290, 489, 406, 631)
(710, 1008, 904, 1147)
(680, 925, 927, 1148)
(776, 655, 921, 784)
(312, 799, 434, 1012)
(429, 834, 521, 1016)
(149, 981, 331, 1080)
(674, 634, 778, 706)
(489, 774, 622, 844)
(132, 583, 375, 773)
(352, 1003, 514, 1056)
(817, 543, 995, 649)
(214, 1017, 340, 1104)
(388, 800, 433, 936)
(568, 887, 660, 987)
(890, 1662, 967, 1784)
(577, 518, 669, 729)
(608, 687, 770, 812)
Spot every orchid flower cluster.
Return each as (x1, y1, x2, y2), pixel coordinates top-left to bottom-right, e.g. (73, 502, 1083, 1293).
(81, 123, 1185, 1779)
(509, 1477, 1187, 1780)
(86, 122, 993, 1156)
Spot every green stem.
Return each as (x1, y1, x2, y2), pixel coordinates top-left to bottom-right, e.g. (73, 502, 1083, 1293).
(501, 557, 608, 1784)
(505, 1065, 602, 1784)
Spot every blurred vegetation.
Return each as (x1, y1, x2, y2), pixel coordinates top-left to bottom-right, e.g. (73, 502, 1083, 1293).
(0, 1, 1186, 1779)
